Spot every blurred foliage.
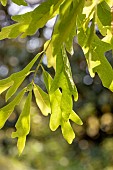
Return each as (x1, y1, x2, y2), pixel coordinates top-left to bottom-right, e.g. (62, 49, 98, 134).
(0, 1, 113, 170)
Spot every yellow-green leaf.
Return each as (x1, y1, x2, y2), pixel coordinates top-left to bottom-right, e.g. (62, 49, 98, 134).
(61, 120, 75, 144)
(0, 88, 26, 129)
(33, 84, 51, 116)
(69, 110, 83, 125)
(0, 0, 7, 6)
(0, 77, 13, 95)
(12, 91, 32, 155)
(49, 90, 62, 131)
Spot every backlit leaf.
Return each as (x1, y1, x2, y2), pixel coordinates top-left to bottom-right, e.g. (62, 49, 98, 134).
(0, 77, 13, 95)
(0, 0, 27, 6)
(69, 110, 83, 125)
(44, 40, 56, 69)
(43, 70, 61, 130)
(0, 88, 26, 129)
(61, 120, 75, 144)
(12, 0, 27, 6)
(50, 46, 78, 120)
(33, 84, 51, 116)
(97, 1, 111, 26)
(12, 91, 32, 155)
(0, 0, 7, 6)
(49, 90, 62, 131)
(51, 0, 84, 55)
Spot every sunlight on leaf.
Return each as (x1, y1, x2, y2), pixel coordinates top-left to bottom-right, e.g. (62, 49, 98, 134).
(61, 120, 75, 144)
(0, 77, 13, 95)
(12, 91, 32, 155)
(69, 111, 83, 125)
(33, 84, 51, 116)
(0, 88, 26, 129)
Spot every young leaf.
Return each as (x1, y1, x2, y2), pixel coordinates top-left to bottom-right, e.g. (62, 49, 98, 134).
(50, 46, 78, 101)
(12, 0, 27, 6)
(0, 0, 7, 6)
(0, 77, 13, 95)
(43, 69, 62, 130)
(44, 40, 56, 69)
(6, 52, 42, 101)
(43, 70, 82, 142)
(12, 91, 32, 155)
(50, 46, 78, 120)
(61, 120, 75, 144)
(69, 111, 83, 125)
(97, 1, 111, 26)
(49, 90, 62, 131)
(0, 0, 27, 6)
(0, 88, 26, 129)
(77, 13, 113, 91)
(51, 0, 84, 55)
(33, 84, 51, 116)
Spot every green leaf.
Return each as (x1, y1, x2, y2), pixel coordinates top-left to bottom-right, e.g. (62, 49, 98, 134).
(0, 0, 63, 39)
(43, 69, 61, 130)
(0, 88, 26, 129)
(43, 70, 82, 142)
(0, 0, 7, 6)
(0, 0, 27, 6)
(49, 90, 62, 131)
(50, 46, 78, 101)
(44, 40, 56, 69)
(43, 68, 53, 92)
(12, 0, 27, 6)
(33, 84, 51, 116)
(77, 13, 113, 91)
(61, 120, 75, 144)
(12, 91, 32, 155)
(6, 52, 42, 101)
(91, 37, 113, 90)
(97, 1, 111, 26)
(69, 111, 83, 125)
(0, 77, 13, 95)
(50, 46, 78, 120)
(51, 0, 84, 55)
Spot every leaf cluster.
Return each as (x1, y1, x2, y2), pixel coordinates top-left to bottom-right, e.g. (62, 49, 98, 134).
(0, 0, 113, 154)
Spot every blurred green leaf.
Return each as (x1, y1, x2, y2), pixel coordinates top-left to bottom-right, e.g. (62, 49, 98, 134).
(97, 1, 111, 26)
(33, 84, 51, 116)
(0, 88, 26, 129)
(0, 0, 27, 6)
(12, 0, 27, 6)
(0, 0, 7, 6)
(12, 91, 32, 155)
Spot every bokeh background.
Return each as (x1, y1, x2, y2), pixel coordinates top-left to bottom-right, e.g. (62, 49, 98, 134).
(0, 1, 113, 170)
